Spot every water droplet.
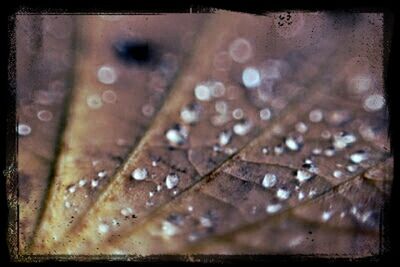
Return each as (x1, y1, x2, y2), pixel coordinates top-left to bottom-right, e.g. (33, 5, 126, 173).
(262, 173, 277, 189)
(215, 101, 228, 114)
(333, 131, 357, 150)
(131, 168, 148, 181)
(120, 207, 133, 217)
(194, 83, 212, 101)
(98, 223, 110, 234)
(37, 110, 53, 122)
(346, 164, 358, 173)
(229, 38, 253, 63)
(274, 144, 285, 155)
(285, 136, 302, 151)
(232, 108, 244, 120)
(67, 185, 76, 194)
(309, 109, 323, 123)
(142, 104, 155, 117)
(321, 130, 331, 139)
(165, 173, 180, 189)
(266, 203, 282, 214)
(199, 216, 213, 228)
(295, 122, 308, 133)
(165, 125, 187, 145)
(218, 130, 232, 146)
(350, 150, 368, 164)
(259, 108, 272, 121)
(242, 67, 261, 89)
(97, 65, 117, 84)
(180, 105, 200, 124)
(86, 94, 103, 109)
(261, 147, 269, 155)
(78, 179, 87, 187)
(91, 179, 99, 188)
(17, 123, 31, 136)
(333, 170, 343, 179)
(364, 94, 385, 112)
(97, 170, 107, 178)
(295, 170, 314, 183)
(102, 90, 117, 104)
(64, 201, 71, 209)
(233, 120, 252, 136)
(276, 188, 291, 200)
(321, 211, 333, 222)
(188, 206, 193, 212)
(312, 147, 322, 155)
(298, 191, 305, 200)
(210, 81, 226, 98)
(324, 147, 336, 157)
(161, 220, 178, 237)
(157, 184, 162, 192)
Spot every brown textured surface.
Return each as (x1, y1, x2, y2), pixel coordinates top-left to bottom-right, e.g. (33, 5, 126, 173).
(9, 11, 390, 259)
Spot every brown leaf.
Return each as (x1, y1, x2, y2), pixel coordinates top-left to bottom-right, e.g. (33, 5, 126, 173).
(30, 14, 206, 253)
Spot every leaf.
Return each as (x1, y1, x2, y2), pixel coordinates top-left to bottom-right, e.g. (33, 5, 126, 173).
(14, 15, 75, 252)
(30, 14, 206, 252)
(42, 12, 389, 257)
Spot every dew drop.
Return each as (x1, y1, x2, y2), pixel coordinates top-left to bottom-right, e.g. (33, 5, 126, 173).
(295, 170, 314, 183)
(285, 136, 302, 151)
(333, 131, 357, 150)
(37, 110, 53, 122)
(218, 130, 232, 146)
(274, 144, 285, 155)
(321, 211, 333, 222)
(161, 220, 178, 237)
(215, 101, 228, 114)
(86, 94, 102, 109)
(97, 170, 107, 178)
(67, 185, 76, 194)
(309, 109, 323, 123)
(64, 201, 71, 209)
(266, 203, 282, 214)
(210, 81, 226, 98)
(78, 179, 87, 187)
(91, 179, 99, 188)
(142, 104, 155, 117)
(276, 188, 291, 200)
(232, 108, 244, 120)
(131, 168, 148, 181)
(98, 223, 110, 234)
(165, 173, 180, 189)
(180, 105, 200, 124)
(298, 191, 305, 200)
(194, 83, 212, 101)
(364, 94, 385, 112)
(17, 123, 31, 136)
(346, 164, 358, 173)
(295, 122, 308, 133)
(120, 207, 133, 217)
(199, 216, 213, 228)
(233, 120, 252, 136)
(229, 38, 253, 63)
(262, 173, 277, 189)
(242, 67, 261, 89)
(261, 147, 269, 155)
(350, 150, 368, 164)
(259, 108, 272, 121)
(102, 90, 117, 104)
(97, 65, 117, 84)
(333, 170, 343, 179)
(165, 125, 187, 145)
(324, 147, 336, 157)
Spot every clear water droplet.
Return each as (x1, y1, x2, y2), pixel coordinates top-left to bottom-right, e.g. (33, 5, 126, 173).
(295, 122, 308, 133)
(165, 125, 187, 145)
(333, 131, 357, 150)
(86, 94, 103, 109)
(17, 123, 31, 136)
(295, 169, 314, 183)
(242, 67, 261, 89)
(229, 38, 253, 63)
(194, 83, 212, 101)
(97, 65, 117, 85)
(321, 211, 333, 222)
(37, 110, 53, 122)
(91, 179, 99, 188)
(102, 90, 117, 104)
(276, 188, 291, 200)
(215, 101, 228, 114)
(350, 150, 368, 164)
(285, 136, 302, 151)
(218, 130, 232, 146)
(309, 109, 323, 123)
(261, 147, 269, 155)
(98, 223, 110, 234)
(180, 105, 200, 124)
(364, 94, 385, 112)
(259, 108, 272, 121)
(333, 170, 343, 179)
(120, 207, 133, 217)
(131, 168, 148, 181)
(165, 173, 180, 189)
(233, 120, 252, 136)
(161, 220, 179, 237)
(78, 179, 87, 187)
(346, 164, 358, 173)
(274, 144, 285, 155)
(266, 203, 282, 214)
(262, 173, 277, 189)
(97, 170, 107, 178)
(232, 108, 244, 120)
